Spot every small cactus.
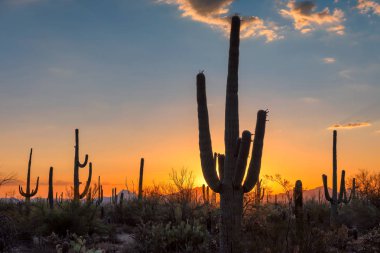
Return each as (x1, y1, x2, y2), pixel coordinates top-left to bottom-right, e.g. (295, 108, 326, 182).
(19, 148, 39, 203)
(96, 176, 103, 206)
(111, 187, 118, 205)
(138, 158, 144, 201)
(294, 180, 303, 243)
(48, 167, 54, 209)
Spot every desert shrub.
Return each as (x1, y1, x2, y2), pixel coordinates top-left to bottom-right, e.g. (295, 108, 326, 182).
(0, 214, 16, 252)
(26, 202, 109, 237)
(303, 200, 330, 227)
(135, 220, 210, 253)
(338, 199, 380, 230)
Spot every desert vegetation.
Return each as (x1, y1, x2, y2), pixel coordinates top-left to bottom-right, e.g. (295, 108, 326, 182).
(0, 15, 379, 253)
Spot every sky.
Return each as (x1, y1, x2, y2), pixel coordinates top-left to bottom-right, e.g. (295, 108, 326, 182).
(0, 0, 379, 197)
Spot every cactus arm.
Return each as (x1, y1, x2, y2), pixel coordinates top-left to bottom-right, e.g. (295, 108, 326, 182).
(233, 130, 251, 188)
(224, 16, 240, 157)
(218, 154, 225, 182)
(196, 72, 221, 192)
(78, 154, 88, 168)
(79, 163, 93, 199)
(261, 188, 265, 200)
(242, 110, 267, 193)
(322, 174, 333, 202)
(338, 170, 346, 204)
(19, 185, 27, 196)
(29, 177, 39, 197)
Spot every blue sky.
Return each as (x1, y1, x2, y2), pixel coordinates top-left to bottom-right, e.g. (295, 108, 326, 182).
(0, 0, 379, 195)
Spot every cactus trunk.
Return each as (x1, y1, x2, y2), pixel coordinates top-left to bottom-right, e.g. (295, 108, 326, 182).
(196, 16, 267, 253)
(294, 180, 303, 245)
(138, 158, 144, 201)
(48, 167, 54, 209)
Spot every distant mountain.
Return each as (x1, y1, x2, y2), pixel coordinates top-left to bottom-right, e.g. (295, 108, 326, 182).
(102, 189, 137, 204)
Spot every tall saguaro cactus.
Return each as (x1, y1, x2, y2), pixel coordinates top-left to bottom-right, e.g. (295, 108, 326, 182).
(322, 130, 355, 225)
(138, 158, 144, 201)
(73, 129, 92, 202)
(196, 16, 267, 253)
(19, 148, 40, 203)
(48, 167, 54, 209)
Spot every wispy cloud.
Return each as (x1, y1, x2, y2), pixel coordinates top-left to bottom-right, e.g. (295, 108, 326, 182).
(323, 57, 336, 64)
(357, 0, 380, 16)
(328, 122, 371, 130)
(299, 97, 320, 104)
(157, 0, 282, 42)
(279, 0, 345, 35)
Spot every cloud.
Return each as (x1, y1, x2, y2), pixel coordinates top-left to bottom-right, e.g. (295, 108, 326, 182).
(279, 0, 345, 35)
(322, 57, 336, 64)
(328, 122, 371, 130)
(356, 0, 380, 16)
(157, 0, 282, 42)
(299, 97, 320, 104)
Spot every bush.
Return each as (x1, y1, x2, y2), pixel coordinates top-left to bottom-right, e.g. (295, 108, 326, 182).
(135, 220, 210, 253)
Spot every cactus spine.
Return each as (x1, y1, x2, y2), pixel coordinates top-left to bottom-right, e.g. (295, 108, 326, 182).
(322, 130, 355, 225)
(196, 16, 267, 252)
(48, 167, 54, 209)
(255, 179, 265, 205)
(73, 129, 92, 202)
(19, 148, 40, 203)
(294, 180, 303, 243)
(138, 158, 144, 201)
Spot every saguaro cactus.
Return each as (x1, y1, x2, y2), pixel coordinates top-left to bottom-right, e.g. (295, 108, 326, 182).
(112, 187, 118, 205)
(138, 158, 144, 201)
(96, 176, 103, 206)
(196, 16, 267, 252)
(294, 180, 303, 243)
(19, 148, 39, 203)
(255, 179, 265, 205)
(73, 129, 92, 202)
(48, 167, 54, 209)
(322, 130, 355, 225)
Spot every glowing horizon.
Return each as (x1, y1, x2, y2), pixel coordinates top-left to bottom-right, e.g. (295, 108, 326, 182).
(0, 0, 379, 198)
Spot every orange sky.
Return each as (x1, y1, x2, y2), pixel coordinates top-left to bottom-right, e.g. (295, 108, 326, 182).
(1, 111, 379, 198)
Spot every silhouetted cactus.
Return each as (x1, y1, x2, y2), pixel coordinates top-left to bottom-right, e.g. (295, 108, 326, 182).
(111, 187, 118, 205)
(19, 148, 39, 203)
(322, 130, 355, 225)
(255, 179, 265, 205)
(48, 167, 54, 209)
(294, 180, 303, 244)
(96, 176, 103, 206)
(138, 158, 144, 201)
(56, 192, 63, 207)
(196, 15, 267, 252)
(73, 129, 92, 202)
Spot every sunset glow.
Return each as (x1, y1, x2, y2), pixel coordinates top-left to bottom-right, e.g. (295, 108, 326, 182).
(0, 0, 379, 198)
